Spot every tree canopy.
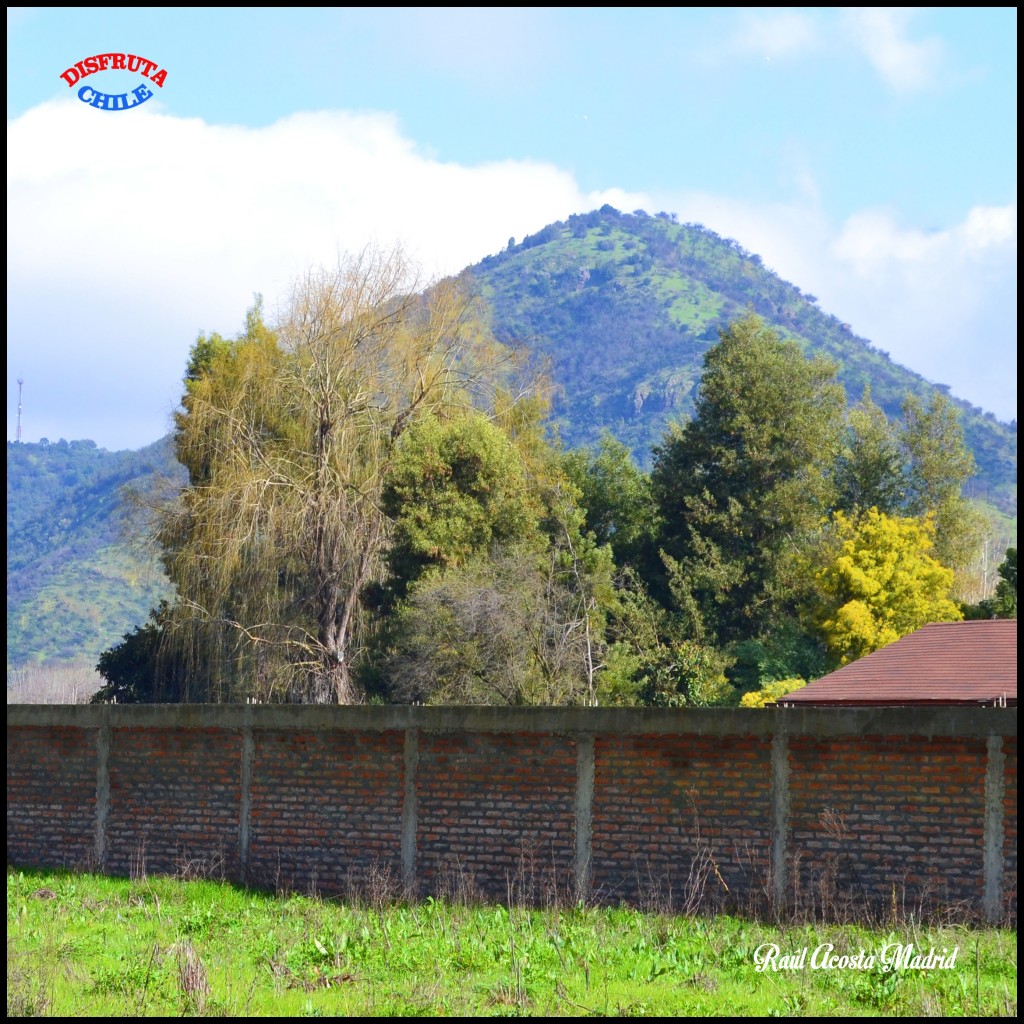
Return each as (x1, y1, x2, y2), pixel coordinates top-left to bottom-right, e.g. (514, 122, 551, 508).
(380, 410, 539, 601)
(92, 299, 998, 706)
(155, 250, 534, 703)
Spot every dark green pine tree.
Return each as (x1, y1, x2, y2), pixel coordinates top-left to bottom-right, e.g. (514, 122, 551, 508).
(651, 313, 846, 650)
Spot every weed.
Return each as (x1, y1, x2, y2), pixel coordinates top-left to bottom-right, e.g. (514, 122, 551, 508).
(850, 963, 903, 1009)
(176, 939, 210, 1014)
(435, 855, 485, 907)
(129, 838, 148, 883)
(343, 858, 403, 912)
(766, 991, 806, 1017)
(7, 942, 52, 1017)
(175, 844, 227, 884)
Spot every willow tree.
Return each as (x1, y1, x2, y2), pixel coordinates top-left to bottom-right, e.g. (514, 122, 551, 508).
(159, 249, 523, 703)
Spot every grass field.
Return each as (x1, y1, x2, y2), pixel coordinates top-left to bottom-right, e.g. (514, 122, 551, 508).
(7, 867, 1017, 1017)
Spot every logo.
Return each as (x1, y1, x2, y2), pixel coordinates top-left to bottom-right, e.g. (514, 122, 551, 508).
(60, 53, 168, 111)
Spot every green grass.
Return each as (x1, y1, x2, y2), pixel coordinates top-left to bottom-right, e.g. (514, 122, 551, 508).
(7, 868, 1017, 1016)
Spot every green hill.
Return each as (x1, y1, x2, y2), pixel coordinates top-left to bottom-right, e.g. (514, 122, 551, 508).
(472, 206, 1016, 512)
(6, 437, 183, 668)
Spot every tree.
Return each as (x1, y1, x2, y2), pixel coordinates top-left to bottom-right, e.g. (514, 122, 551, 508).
(831, 387, 984, 599)
(902, 392, 976, 517)
(382, 548, 553, 706)
(157, 249, 528, 703)
(992, 547, 1018, 618)
(563, 431, 659, 579)
(651, 314, 846, 648)
(93, 602, 185, 704)
(833, 386, 906, 514)
(900, 392, 984, 593)
(380, 461, 618, 707)
(967, 547, 1018, 619)
(632, 638, 733, 707)
(380, 410, 540, 602)
(739, 678, 807, 707)
(382, 532, 615, 707)
(814, 508, 961, 666)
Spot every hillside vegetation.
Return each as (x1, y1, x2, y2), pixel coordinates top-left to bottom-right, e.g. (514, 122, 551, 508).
(6, 437, 181, 669)
(473, 206, 1016, 511)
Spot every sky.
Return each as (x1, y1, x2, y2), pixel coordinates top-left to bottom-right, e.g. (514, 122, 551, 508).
(7, 7, 1018, 451)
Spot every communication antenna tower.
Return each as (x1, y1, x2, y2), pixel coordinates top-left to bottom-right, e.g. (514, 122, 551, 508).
(16, 378, 24, 442)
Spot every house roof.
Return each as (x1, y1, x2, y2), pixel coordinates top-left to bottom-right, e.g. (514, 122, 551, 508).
(777, 620, 1017, 706)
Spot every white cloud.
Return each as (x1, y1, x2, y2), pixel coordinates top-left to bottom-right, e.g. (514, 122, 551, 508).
(728, 9, 821, 60)
(827, 201, 1017, 409)
(7, 101, 646, 448)
(841, 7, 945, 92)
(701, 8, 946, 93)
(696, 8, 820, 66)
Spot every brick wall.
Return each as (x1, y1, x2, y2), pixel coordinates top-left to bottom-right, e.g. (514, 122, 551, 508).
(248, 729, 404, 893)
(5, 706, 1017, 921)
(7, 726, 95, 868)
(788, 736, 988, 914)
(415, 731, 577, 902)
(105, 727, 242, 877)
(591, 733, 772, 909)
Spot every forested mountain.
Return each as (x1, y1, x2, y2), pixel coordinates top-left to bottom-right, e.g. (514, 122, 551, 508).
(6, 437, 182, 667)
(472, 206, 1016, 512)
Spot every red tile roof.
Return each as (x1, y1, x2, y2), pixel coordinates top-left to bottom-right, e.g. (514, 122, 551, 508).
(778, 620, 1017, 706)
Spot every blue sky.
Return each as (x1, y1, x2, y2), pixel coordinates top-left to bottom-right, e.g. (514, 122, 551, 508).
(7, 7, 1017, 450)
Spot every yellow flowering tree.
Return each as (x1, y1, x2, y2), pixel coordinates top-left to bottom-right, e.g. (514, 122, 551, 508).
(816, 508, 961, 666)
(740, 678, 807, 707)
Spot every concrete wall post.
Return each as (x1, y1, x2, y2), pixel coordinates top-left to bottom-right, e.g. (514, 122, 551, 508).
(983, 734, 1006, 923)
(238, 705, 255, 877)
(574, 732, 595, 898)
(401, 728, 419, 893)
(770, 726, 790, 912)
(93, 707, 112, 868)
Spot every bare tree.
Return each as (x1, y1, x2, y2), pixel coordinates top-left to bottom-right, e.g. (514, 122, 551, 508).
(384, 526, 613, 708)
